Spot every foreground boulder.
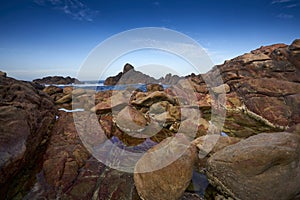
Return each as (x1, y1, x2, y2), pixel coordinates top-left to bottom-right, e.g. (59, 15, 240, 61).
(206, 132, 300, 200)
(0, 74, 56, 198)
(134, 134, 197, 200)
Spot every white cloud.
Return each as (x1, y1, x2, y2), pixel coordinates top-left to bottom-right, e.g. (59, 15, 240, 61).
(271, 0, 292, 4)
(277, 13, 294, 19)
(286, 3, 298, 7)
(34, 0, 98, 22)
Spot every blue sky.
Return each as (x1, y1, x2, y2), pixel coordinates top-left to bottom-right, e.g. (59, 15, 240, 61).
(0, 0, 299, 80)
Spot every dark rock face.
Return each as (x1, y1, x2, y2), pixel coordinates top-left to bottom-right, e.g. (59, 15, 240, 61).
(104, 63, 183, 86)
(206, 132, 300, 200)
(0, 75, 56, 198)
(0, 71, 7, 77)
(33, 76, 81, 85)
(104, 63, 158, 86)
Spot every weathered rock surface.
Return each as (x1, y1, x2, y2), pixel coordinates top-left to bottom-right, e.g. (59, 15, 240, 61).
(0, 75, 56, 198)
(189, 39, 300, 137)
(192, 135, 241, 171)
(115, 106, 148, 133)
(206, 132, 300, 200)
(24, 111, 142, 200)
(33, 75, 81, 85)
(134, 134, 197, 200)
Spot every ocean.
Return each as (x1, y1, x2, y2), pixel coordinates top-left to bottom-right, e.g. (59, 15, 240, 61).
(47, 80, 168, 92)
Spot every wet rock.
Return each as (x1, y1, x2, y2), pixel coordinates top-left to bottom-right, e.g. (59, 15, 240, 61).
(0, 75, 56, 198)
(134, 134, 197, 200)
(180, 192, 204, 200)
(206, 132, 300, 200)
(24, 112, 140, 199)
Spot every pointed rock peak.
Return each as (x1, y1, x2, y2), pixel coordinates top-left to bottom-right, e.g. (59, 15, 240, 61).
(123, 63, 134, 74)
(289, 39, 300, 50)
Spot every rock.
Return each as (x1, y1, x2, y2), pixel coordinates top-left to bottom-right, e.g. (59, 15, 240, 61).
(0, 71, 7, 77)
(63, 86, 73, 95)
(192, 135, 241, 172)
(115, 106, 148, 133)
(33, 76, 81, 85)
(131, 91, 176, 107)
(180, 192, 204, 200)
(146, 83, 164, 92)
(151, 111, 176, 126)
(134, 134, 197, 200)
(289, 39, 300, 51)
(206, 132, 300, 200)
(43, 85, 63, 95)
(72, 88, 86, 96)
(159, 73, 181, 85)
(195, 40, 300, 137)
(103, 72, 123, 85)
(55, 93, 72, 104)
(211, 84, 230, 94)
(91, 91, 129, 114)
(104, 63, 157, 85)
(0, 75, 56, 198)
(239, 52, 270, 64)
(149, 101, 169, 114)
(123, 63, 134, 73)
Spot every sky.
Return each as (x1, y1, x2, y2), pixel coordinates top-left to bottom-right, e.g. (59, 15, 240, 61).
(0, 0, 299, 81)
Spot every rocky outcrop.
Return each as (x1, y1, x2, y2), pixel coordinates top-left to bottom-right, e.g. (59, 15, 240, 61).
(206, 132, 300, 200)
(188, 39, 300, 137)
(104, 63, 157, 85)
(33, 76, 81, 85)
(104, 63, 183, 86)
(0, 74, 56, 198)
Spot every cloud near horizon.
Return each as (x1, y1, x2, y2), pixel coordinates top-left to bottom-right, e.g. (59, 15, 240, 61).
(34, 0, 99, 22)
